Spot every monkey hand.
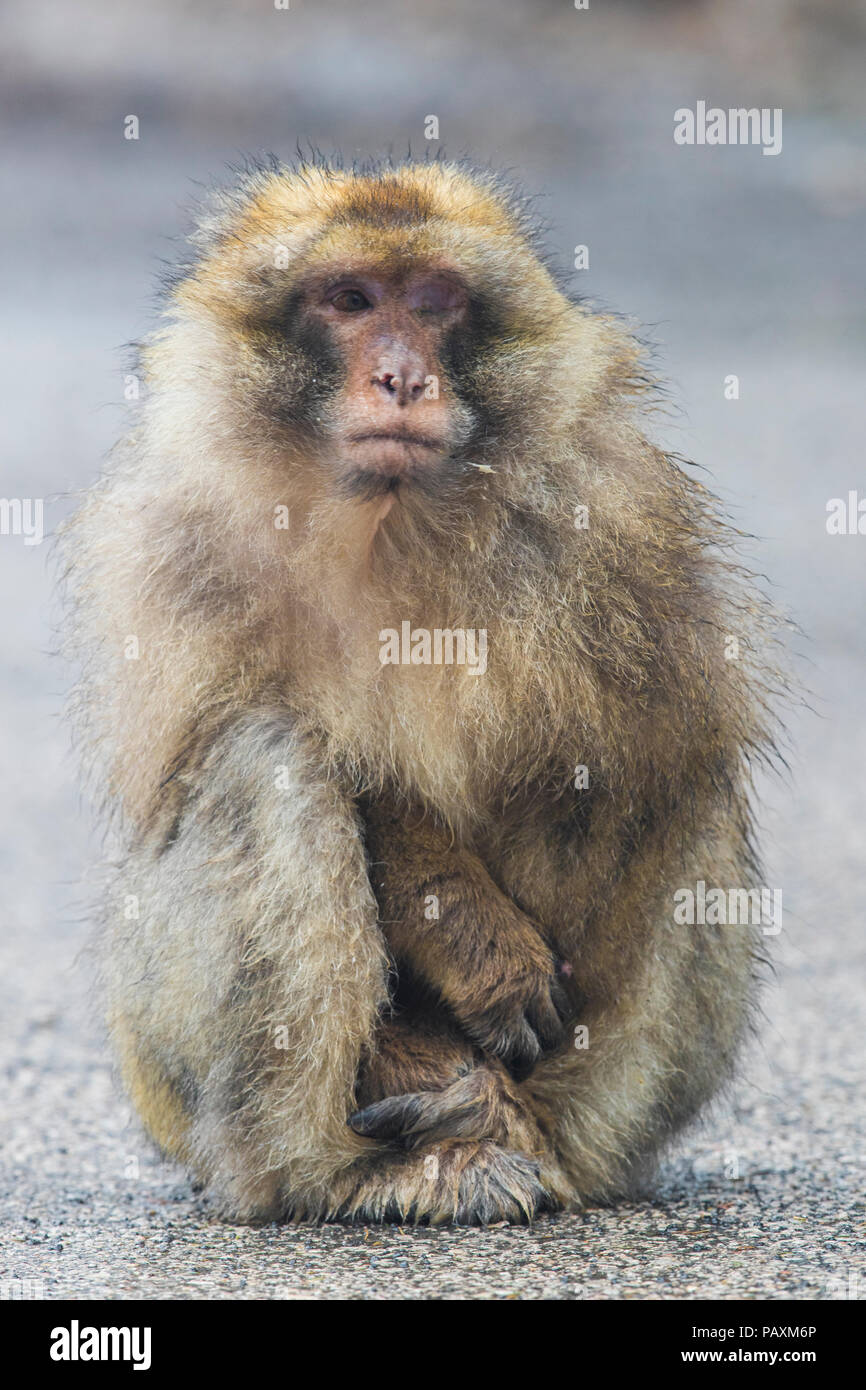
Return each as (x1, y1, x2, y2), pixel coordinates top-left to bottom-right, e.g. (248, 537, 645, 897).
(362, 800, 573, 1077)
(445, 930, 572, 1079)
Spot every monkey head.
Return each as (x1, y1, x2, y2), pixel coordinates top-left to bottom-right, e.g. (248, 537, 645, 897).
(159, 161, 625, 510)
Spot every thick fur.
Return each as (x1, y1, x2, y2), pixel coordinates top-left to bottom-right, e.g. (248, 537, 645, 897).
(61, 157, 783, 1223)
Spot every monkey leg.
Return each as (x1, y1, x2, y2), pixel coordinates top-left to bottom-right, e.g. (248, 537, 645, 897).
(361, 797, 572, 1076)
(496, 824, 762, 1206)
(103, 713, 390, 1222)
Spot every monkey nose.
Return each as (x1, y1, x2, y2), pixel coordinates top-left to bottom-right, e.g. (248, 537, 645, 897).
(371, 365, 425, 406)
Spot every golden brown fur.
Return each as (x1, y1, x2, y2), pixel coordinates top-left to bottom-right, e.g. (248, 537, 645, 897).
(61, 157, 783, 1223)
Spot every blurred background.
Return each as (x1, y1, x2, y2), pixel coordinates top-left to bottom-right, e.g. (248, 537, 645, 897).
(1, 0, 864, 1298)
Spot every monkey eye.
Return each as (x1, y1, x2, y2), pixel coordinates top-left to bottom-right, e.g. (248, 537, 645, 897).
(407, 277, 467, 315)
(329, 288, 372, 313)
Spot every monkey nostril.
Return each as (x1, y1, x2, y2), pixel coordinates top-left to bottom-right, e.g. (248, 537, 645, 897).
(373, 371, 400, 395)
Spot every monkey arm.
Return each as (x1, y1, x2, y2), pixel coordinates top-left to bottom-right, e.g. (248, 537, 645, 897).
(360, 798, 571, 1076)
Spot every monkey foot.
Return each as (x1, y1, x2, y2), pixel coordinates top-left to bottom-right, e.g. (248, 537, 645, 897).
(349, 1061, 539, 1151)
(326, 1138, 557, 1226)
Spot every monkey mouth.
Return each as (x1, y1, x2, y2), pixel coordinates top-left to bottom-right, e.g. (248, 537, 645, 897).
(339, 431, 452, 502)
(343, 430, 448, 490)
(348, 429, 446, 453)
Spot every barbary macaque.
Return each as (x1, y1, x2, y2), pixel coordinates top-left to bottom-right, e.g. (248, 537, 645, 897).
(62, 158, 780, 1223)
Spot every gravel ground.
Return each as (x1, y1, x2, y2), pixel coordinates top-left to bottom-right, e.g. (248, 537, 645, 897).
(1, 0, 864, 1300)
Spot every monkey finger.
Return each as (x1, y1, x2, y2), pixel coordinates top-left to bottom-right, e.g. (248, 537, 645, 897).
(526, 988, 567, 1053)
(478, 1012, 543, 1079)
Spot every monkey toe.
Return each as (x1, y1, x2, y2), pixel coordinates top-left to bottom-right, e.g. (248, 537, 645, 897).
(349, 1092, 430, 1143)
(348, 1072, 498, 1147)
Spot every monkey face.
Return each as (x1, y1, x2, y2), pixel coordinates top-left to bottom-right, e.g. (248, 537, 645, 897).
(301, 268, 469, 489)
